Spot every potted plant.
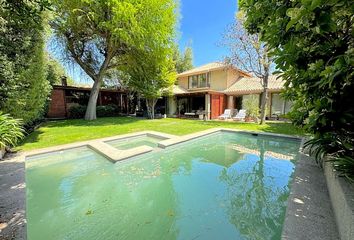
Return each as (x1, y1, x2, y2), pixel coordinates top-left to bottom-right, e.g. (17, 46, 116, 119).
(0, 112, 25, 159)
(243, 95, 260, 123)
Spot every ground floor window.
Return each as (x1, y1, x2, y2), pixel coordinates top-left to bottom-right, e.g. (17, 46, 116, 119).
(271, 93, 293, 116)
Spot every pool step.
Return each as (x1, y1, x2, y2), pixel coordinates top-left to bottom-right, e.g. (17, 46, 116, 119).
(88, 141, 153, 163)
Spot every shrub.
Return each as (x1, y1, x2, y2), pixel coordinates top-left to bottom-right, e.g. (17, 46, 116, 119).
(96, 104, 119, 117)
(0, 112, 25, 149)
(68, 104, 119, 119)
(243, 95, 260, 121)
(68, 105, 87, 119)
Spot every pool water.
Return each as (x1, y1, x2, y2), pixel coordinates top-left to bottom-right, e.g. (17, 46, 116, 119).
(26, 132, 301, 240)
(106, 134, 166, 150)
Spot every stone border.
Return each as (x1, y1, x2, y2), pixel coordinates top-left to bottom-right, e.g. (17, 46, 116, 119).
(158, 127, 301, 148)
(281, 140, 339, 240)
(23, 131, 175, 163)
(324, 161, 354, 240)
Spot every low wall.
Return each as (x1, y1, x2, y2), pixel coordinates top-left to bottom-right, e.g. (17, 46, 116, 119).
(324, 161, 354, 240)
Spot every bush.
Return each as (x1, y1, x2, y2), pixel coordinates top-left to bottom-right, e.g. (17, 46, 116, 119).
(0, 112, 25, 149)
(96, 104, 119, 117)
(68, 105, 87, 119)
(243, 95, 260, 121)
(68, 104, 119, 119)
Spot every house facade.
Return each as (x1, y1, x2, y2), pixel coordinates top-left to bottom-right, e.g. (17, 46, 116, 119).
(47, 85, 129, 118)
(167, 62, 292, 120)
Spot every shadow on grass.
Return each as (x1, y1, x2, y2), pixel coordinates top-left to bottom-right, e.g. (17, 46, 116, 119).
(19, 117, 149, 148)
(20, 129, 45, 147)
(44, 116, 142, 128)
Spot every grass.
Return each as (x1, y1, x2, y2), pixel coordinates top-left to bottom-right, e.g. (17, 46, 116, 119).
(19, 117, 306, 151)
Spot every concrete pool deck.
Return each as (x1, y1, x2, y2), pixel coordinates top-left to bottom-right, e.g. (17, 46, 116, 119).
(0, 128, 339, 239)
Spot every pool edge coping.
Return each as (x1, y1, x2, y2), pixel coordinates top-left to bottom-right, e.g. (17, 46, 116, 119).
(22, 131, 177, 163)
(21, 128, 303, 161)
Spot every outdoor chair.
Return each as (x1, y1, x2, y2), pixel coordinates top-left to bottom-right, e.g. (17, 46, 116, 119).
(218, 109, 232, 120)
(233, 109, 247, 121)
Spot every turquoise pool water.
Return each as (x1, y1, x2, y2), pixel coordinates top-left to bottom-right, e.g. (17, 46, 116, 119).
(26, 132, 301, 240)
(106, 134, 166, 150)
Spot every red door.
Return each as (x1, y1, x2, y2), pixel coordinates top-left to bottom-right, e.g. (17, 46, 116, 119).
(211, 95, 220, 119)
(211, 94, 226, 119)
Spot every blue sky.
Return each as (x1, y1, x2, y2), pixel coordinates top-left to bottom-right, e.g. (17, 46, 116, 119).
(51, 0, 237, 84)
(178, 0, 237, 66)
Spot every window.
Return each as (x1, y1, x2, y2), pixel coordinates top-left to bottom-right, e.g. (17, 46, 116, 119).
(188, 73, 210, 89)
(271, 93, 293, 115)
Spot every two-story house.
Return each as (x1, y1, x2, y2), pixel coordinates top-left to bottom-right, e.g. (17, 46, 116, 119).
(167, 62, 292, 120)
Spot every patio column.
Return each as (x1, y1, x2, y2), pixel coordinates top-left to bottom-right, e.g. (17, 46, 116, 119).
(227, 95, 234, 109)
(205, 94, 211, 120)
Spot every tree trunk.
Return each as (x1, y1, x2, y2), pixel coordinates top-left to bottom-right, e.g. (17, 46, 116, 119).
(146, 98, 157, 119)
(85, 78, 102, 120)
(260, 74, 269, 125)
(126, 91, 130, 114)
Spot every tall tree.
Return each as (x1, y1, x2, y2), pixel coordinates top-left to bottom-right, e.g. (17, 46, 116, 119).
(51, 0, 177, 120)
(173, 45, 194, 73)
(240, 0, 353, 179)
(223, 14, 271, 124)
(0, 0, 51, 124)
(123, 48, 176, 119)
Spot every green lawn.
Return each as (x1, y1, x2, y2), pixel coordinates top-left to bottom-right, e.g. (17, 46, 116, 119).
(19, 117, 306, 151)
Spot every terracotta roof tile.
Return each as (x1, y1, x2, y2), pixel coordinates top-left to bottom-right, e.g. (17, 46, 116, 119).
(224, 75, 284, 94)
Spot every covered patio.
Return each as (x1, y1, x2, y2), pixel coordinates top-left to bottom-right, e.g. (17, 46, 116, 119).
(175, 92, 209, 119)
(167, 85, 227, 120)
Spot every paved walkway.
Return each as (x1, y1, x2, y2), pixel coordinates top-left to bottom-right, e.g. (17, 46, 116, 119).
(0, 153, 26, 240)
(282, 152, 339, 239)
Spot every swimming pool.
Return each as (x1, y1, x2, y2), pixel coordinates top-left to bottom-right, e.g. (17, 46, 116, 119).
(26, 131, 301, 240)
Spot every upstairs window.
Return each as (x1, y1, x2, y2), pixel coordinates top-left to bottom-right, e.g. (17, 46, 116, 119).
(188, 73, 210, 89)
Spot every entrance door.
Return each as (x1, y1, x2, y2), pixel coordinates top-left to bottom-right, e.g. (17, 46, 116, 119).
(211, 95, 220, 119)
(211, 94, 226, 119)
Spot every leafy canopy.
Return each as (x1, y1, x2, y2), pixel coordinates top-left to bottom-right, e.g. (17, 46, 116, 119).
(52, 0, 177, 79)
(51, 0, 177, 120)
(0, 0, 51, 124)
(173, 45, 194, 73)
(240, 0, 354, 180)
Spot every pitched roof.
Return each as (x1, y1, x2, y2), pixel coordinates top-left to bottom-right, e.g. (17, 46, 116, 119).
(224, 75, 284, 94)
(171, 85, 188, 94)
(177, 62, 251, 77)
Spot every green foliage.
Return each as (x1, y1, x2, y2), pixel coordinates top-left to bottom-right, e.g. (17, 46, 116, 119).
(240, 0, 354, 179)
(68, 105, 119, 119)
(68, 105, 87, 119)
(0, 112, 25, 148)
(51, 0, 177, 120)
(0, 0, 52, 124)
(124, 48, 176, 118)
(243, 95, 260, 120)
(46, 54, 75, 86)
(113, 0, 177, 119)
(173, 45, 194, 73)
(96, 105, 119, 117)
